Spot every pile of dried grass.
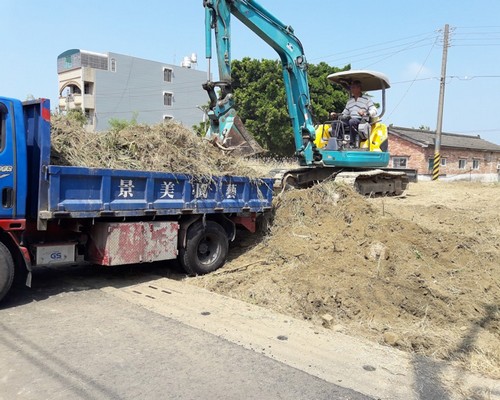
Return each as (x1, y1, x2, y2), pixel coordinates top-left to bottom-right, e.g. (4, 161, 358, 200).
(50, 115, 259, 178)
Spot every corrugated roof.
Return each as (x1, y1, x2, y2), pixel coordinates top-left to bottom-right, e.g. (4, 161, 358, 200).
(389, 126, 500, 152)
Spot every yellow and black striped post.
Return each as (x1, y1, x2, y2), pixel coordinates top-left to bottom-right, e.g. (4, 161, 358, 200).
(432, 152, 440, 180)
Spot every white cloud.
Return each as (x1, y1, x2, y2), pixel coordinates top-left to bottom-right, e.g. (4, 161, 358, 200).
(403, 62, 433, 80)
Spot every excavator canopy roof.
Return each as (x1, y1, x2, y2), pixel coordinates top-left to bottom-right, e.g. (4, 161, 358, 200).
(327, 70, 390, 91)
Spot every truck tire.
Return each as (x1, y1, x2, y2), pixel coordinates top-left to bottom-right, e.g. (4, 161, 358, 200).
(179, 221, 228, 276)
(0, 242, 15, 302)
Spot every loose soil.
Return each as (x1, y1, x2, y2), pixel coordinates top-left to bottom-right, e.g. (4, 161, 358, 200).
(50, 117, 499, 379)
(189, 180, 500, 379)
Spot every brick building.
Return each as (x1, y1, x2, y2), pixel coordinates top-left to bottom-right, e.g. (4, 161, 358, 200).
(388, 126, 500, 182)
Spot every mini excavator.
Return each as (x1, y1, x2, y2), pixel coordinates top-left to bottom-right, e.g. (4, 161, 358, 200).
(203, 0, 409, 195)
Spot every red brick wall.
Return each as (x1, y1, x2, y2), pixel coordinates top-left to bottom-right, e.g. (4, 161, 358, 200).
(388, 135, 427, 172)
(388, 134, 500, 178)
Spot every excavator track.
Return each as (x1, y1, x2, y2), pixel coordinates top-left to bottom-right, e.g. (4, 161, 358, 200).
(268, 167, 410, 196)
(334, 169, 409, 196)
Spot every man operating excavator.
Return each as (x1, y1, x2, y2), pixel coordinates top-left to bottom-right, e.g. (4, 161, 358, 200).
(330, 80, 378, 148)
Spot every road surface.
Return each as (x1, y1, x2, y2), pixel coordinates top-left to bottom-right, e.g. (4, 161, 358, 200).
(1, 263, 498, 399)
(0, 263, 370, 400)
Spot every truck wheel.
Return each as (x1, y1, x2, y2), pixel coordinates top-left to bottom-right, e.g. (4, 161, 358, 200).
(0, 242, 15, 302)
(180, 221, 228, 275)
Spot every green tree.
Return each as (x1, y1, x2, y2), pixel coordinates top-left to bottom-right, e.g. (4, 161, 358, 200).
(192, 103, 210, 137)
(108, 112, 138, 132)
(230, 58, 289, 155)
(66, 108, 87, 127)
(229, 58, 349, 156)
(307, 62, 350, 123)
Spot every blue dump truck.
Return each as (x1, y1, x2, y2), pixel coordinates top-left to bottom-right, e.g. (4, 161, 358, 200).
(0, 98, 273, 302)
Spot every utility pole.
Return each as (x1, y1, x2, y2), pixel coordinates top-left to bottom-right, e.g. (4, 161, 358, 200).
(433, 24, 450, 181)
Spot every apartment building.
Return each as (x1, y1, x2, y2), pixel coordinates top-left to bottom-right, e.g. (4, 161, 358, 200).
(57, 49, 207, 131)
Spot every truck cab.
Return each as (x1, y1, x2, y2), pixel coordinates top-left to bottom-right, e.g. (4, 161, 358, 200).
(0, 97, 51, 223)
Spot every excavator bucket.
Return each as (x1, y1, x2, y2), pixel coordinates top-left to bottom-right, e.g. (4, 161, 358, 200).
(209, 109, 265, 157)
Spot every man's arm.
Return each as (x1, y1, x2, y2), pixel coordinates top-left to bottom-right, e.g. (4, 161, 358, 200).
(364, 97, 377, 117)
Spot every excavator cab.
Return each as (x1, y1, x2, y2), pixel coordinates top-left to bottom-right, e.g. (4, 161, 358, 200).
(314, 70, 390, 153)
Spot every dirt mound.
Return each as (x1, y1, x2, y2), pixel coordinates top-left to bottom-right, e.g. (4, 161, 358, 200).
(190, 181, 500, 378)
(50, 115, 258, 178)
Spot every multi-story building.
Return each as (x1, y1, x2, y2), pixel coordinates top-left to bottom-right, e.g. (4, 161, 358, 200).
(388, 126, 500, 182)
(57, 49, 207, 131)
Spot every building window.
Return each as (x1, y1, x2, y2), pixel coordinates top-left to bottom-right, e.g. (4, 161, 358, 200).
(163, 67, 173, 82)
(163, 92, 173, 106)
(428, 157, 446, 171)
(110, 58, 116, 72)
(392, 157, 408, 168)
(84, 81, 94, 95)
(65, 55, 72, 69)
(472, 159, 480, 170)
(163, 115, 174, 121)
(458, 159, 467, 169)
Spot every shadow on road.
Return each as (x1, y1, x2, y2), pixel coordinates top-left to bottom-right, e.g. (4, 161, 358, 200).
(1, 259, 186, 309)
(1, 228, 262, 310)
(412, 303, 499, 400)
(0, 321, 123, 399)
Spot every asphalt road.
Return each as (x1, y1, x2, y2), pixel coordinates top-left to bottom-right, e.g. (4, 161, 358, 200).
(0, 264, 372, 400)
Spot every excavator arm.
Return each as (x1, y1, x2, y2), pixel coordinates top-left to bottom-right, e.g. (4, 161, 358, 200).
(203, 0, 319, 162)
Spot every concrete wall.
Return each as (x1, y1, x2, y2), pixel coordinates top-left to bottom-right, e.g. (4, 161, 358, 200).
(389, 134, 500, 182)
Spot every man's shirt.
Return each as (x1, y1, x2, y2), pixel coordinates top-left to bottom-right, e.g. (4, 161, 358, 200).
(342, 96, 377, 119)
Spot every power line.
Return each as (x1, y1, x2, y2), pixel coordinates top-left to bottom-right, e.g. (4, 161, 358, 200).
(452, 44, 500, 47)
(387, 37, 438, 119)
(309, 30, 437, 61)
(316, 37, 438, 66)
(391, 75, 500, 84)
(454, 25, 500, 29)
(448, 75, 500, 80)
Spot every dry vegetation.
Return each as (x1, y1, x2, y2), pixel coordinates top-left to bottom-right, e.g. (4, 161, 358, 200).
(189, 180, 500, 379)
(50, 115, 259, 178)
(52, 116, 499, 380)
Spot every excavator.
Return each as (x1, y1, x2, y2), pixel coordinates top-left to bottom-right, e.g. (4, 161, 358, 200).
(202, 0, 409, 195)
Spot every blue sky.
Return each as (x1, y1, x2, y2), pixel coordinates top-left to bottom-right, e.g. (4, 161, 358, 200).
(2, 0, 500, 144)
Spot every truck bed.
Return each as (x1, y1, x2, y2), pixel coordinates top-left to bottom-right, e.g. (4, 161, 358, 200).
(38, 165, 273, 221)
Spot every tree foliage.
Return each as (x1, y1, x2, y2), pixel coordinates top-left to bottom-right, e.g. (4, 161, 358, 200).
(229, 57, 349, 156)
(108, 112, 138, 132)
(66, 109, 87, 127)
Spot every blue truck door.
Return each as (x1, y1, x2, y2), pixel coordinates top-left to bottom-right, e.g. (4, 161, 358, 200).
(0, 97, 27, 220)
(0, 99, 18, 219)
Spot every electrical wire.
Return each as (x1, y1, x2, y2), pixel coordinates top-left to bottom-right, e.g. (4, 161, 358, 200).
(309, 31, 437, 62)
(317, 37, 438, 66)
(387, 37, 438, 119)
